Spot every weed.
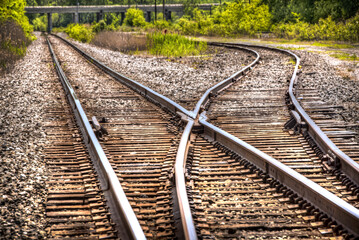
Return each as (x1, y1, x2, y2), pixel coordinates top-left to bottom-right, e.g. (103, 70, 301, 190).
(277, 46, 305, 50)
(329, 51, 358, 61)
(312, 42, 355, 49)
(287, 58, 296, 66)
(146, 32, 207, 57)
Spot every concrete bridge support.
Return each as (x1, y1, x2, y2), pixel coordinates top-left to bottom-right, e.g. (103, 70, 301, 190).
(73, 12, 79, 24)
(97, 10, 104, 22)
(120, 12, 125, 25)
(145, 11, 151, 22)
(47, 13, 52, 32)
(165, 10, 171, 21)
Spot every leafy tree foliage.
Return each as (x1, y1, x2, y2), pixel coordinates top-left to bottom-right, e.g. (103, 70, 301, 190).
(123, 8, 146, 27)
(263, 0, 359, 23)
(1, 0, 34, 39)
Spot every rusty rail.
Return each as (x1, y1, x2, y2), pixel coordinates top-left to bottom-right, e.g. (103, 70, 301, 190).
(191, 43, 260, 117)
(47, 38, 146, 240)
(215, 42, 359, 187)
(198, 112, 359, 237)
(174, 119, 198, 240)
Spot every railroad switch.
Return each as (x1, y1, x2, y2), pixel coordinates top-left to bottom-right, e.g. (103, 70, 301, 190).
(284, 110, 308, 134)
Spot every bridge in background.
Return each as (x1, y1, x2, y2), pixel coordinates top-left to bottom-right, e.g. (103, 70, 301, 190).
(25, 4, 218, 32)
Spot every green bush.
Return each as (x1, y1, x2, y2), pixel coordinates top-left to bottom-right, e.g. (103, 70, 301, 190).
(92, 20, 107, 33)
(0, 0, 35, 71)
(65, 24, 94, 43)
(153, 19, 170, 30)
(174, 0, 272, 37)
(0, 0, 34, 41)
(147, 32, 207, 57)
(272, 13, 359, 42)
(124, 8, 147, 27)
(32, 15, 46, 31)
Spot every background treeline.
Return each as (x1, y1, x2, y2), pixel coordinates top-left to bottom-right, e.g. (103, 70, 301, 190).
(0, 0, 35, 71)
(29, 0, 359, 42)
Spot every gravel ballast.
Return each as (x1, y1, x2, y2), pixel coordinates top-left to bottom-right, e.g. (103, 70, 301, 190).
(0, 33, 52, 239)
(59, 34, 255, 111)
(296, 50, 359, 124)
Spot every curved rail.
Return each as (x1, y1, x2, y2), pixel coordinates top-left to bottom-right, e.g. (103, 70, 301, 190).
(174, 119, 198, 240)
(199, 112, 359, 237)
(52, 34, 192, 119)
(215, 42, 359, 186)
(174, 44, 260, 238)
(287, 55, 359, 186)
(191, 43, 260, 117)
(47, 38, 146, 240)
(193, 41, 359, 236)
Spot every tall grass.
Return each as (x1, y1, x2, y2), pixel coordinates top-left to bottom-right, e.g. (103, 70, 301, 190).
(92, 31, 147, 53)
(147, 32, 207, 57)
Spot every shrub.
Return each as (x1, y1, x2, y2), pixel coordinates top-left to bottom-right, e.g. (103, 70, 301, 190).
(124, 8, 147, 27)
(65, 24, 93, 43)
(0, 0, 34, 41)
(32, 15, 46, 31)
(146, 32, 207, 57)
(0, 0, 34, 71)
(174, 0, 272, 37)
(0, 20, 28, 71)
(153, 19, 170, 30)
(92, 20, 107, 33)
(272, 13, 359, 42)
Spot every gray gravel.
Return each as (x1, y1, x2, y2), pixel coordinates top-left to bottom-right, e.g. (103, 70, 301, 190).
(58, 33, 255, 110)
(0, 33, 49, 239)
(295, 50, 359, 124)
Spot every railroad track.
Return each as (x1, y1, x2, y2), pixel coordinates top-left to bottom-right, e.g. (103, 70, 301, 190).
(205, 46, 359, 208)
(187, 136, 337, 238)
(296, 81, 359, 164)
(43, 39, 117, 239)
(48, 35, 187, 239)
(45, 34, 359, 239)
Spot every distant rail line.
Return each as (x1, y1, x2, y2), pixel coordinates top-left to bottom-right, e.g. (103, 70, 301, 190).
(43, 33, 359, 239)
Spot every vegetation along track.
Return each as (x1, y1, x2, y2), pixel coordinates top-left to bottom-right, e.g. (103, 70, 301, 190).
(47, 33, 359, 239)
(43, 38, 117, 239)
(206, 44, 359, 209)
(48, 35, 184, 239)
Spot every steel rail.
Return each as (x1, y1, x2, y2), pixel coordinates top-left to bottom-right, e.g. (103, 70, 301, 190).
(199, 113, 359, 237)
(47, 38, 146, 240)
(52, 34, 193, 119)
(191, 43, 260, 117)
(214, 42, 359, 186)
(174, 119, 198, 240)
(52, 34, 201, 238)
